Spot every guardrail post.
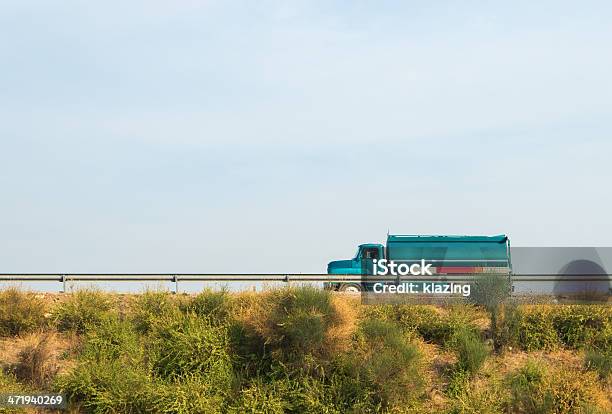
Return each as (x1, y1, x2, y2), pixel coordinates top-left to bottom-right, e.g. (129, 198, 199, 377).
(174, 275, 179, 294)
(285, 274, 290, 287)
(61, 274, 66, 293)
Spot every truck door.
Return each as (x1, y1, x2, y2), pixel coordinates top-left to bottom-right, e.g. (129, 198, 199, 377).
(361, 247, 380, 275)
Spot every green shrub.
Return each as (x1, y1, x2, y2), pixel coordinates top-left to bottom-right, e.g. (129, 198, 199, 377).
(545, 368, 600, 413)
(230, 375, 349, 414)
(507, 360, 552, 413)
(250, 366, 379, 413)
(444, 330, 490, 406)
(62, 365, 229, 414)
(469, 274, 512, 312)
(58, 357, 154, 413)
(589, 325, 612, 353)
(494, 303, 522, 350)
(359, 303, 396, 322)
(0, 371, 28, 414)
(0, 369, 25, 393)
(269, 286, 335, 355)
(359, 317, 412, 351)
(393, 305, 445, 338)
(469, 274, 512, 352)
(446, 367, 470, 398)
(506, 360, 602, 414)
(79, 314, 143, 363)
(130, 290, 180, 333)
(502, 305, 612, 352)
(585, 348, 612, 380)
(363, 304, 482, 347)
(53, 289, 115, 333)
(284, 375, 356, 414)
(446, 375, 506, 414)
(228, 378, 290, 414)
(452, 328, 488, 376)
(182, 289, 232, 324)
(499, 305, 612, 351)
(57, 315, 153, 412)
(430, 311, 482, 349)
(321, 369, 379, 413)
(148, 374, 226, 414)
(227, 320, 271, 378)
(151, 312, 234, 389)
(512, 307, 560, 351)
(58, 310, 232, 413)
(354, 319, 423, 408)
(0, 288, 47, 336)
(238, 286, 352, 368)
(552, 306, 611, 349)
(56, 313, 150, 412)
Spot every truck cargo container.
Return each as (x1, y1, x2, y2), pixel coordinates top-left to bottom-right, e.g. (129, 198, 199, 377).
(325, 234, 511, 292)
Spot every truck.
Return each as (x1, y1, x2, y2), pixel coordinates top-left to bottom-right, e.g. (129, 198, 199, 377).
(325, 234, 512, 292)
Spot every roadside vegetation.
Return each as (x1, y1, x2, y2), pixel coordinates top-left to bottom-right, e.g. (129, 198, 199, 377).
(0, 287, 610, 413)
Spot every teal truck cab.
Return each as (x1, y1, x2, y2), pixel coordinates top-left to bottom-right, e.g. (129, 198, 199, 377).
(325, 234, 511, 292)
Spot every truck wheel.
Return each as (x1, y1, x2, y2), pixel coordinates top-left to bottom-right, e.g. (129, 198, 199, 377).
(339, 283, 362, 293)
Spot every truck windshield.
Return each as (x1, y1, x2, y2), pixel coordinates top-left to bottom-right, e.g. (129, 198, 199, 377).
(353, 248, 361, 259)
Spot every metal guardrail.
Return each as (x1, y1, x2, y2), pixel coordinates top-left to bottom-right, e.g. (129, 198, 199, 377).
(0, 273, 610, 293)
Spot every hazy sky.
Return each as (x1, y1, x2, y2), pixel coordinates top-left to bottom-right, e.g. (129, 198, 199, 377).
(1, 1, 611, 273)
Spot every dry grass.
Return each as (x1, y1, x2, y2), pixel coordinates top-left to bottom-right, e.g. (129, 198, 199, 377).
(14, 332, 59, 387)
(325, 295, 357, 353)
(413, 339, 453, 412)
(493, 349, 584, 378)
(483, 350, 611, 412)
(0, 331, 78, 387)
